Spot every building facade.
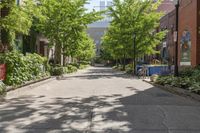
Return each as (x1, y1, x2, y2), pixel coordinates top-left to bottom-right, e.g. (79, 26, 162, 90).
(87, 0, 112, 56)
(158, 0, 200, 67)
(178, 0, 200, 67)
(0, 0, 10, 52)
(157, 0, 175, 14)
(144, 0, 174, 64)
(159, 10, 176, 65)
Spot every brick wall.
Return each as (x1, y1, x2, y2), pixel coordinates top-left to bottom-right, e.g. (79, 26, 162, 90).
(157, 0, 174, 14)
(178, 0, 197, 66)
(168, 10, 176, 63)
(197, 1, 200, 65)
(159, 10, 176, 64)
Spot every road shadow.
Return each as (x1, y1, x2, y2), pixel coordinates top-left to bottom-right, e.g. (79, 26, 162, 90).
(60, 67, 134, 80)
(0, 86, 200, 133)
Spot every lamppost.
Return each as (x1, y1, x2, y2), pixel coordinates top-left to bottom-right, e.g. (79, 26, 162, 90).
(171, 0, 180, 77)
(133, 33, 137, 75)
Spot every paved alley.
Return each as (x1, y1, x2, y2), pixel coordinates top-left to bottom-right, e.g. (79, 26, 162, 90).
(0, 67, 200, 133)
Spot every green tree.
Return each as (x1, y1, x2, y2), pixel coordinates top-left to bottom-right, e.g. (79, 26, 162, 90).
(36, 0, 103, 65)
(101, 0, 166, 70)
(0, 0, 41, 49)
(74, 31, 95, 61)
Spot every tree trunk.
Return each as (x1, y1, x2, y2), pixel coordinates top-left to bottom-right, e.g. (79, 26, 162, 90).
(54, 44, 61, 65)
(123, 53, 126, 71)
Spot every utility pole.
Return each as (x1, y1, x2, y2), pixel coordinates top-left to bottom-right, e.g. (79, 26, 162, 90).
(174, 0, 179, 77)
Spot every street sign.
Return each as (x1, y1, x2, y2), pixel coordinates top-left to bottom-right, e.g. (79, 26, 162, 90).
(163, 42, 167, 48)
(174, 31, 178, 42)
(0, 64, 6, 81)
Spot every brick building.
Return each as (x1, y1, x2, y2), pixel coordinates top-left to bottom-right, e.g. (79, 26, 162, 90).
(159, 10, 176, 65)
(157, 0, 174, 14)
(178, 0, 200, 67)
(157, 0, 200, 68)
(144, 0, 174, 64)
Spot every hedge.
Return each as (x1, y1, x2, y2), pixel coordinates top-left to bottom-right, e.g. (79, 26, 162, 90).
(0, 51, 50, 86)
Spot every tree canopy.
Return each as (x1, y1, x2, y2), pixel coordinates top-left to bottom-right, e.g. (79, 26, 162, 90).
(1, 0, 103, 64)
(101, 0, 166, 67)
(0, 0, 40, 34)
(36, 0, 103, 64)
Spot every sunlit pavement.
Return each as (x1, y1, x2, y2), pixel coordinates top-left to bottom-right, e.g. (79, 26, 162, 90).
(0, 67, 200, 133)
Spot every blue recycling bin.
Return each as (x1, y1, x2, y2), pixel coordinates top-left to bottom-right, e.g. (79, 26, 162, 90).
(137, 65, 170, 76)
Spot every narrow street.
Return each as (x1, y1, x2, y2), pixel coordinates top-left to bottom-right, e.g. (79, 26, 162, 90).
(0, 67, 200, 133)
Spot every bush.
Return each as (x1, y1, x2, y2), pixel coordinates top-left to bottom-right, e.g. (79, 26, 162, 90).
(26, 53, 49, 79)
(189, 82, 200, 94)
(113, 65, 123, 71)
(155, 76, 193, 89)
(125, 64, 133, 74)
(79, 64, 88, 69)
(67, 65, 78, 73)
(179, 67, 194, 77)
(0, 81, 6, 95)
(79, 61, 90, 65)
(94, 57, 103, 64)
(69, 63, 79, 68)
(155, 67, 200, 94)
(50, 61, 89, 76)
(0, 51, 50, 86)
(51, 67, 64, 76)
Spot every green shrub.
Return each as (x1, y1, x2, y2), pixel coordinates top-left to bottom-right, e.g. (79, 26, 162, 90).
(79, 61, 90, 65)
(0, 51, 50, 86)
(179, 67, 194, 77)
(63, 67, 68, 73)
(50, 64, 80, 76)
(94, 57, 103, 64)
(69, 63, 79, 68)
(67, 65, 78, 73)
(79, 64, 88, 69)
(192, 69, 200, 82)
(0, 81, 6, 95)
(26, 53, 49, 79)
(50, 67, 64, 76)
(189, 82, 200, 94)
(125, 64, 133, 74)
(112, 65, 123, 70)
(155, 74, 200, 94)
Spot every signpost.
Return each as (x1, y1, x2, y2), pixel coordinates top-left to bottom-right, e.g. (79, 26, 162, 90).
(0, 64, 6, 81)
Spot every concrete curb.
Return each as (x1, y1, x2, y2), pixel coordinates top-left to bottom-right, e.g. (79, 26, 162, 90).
(5, 66, 90, 91)
(143, 80, 200, 102)
(0, 77, 56, 102)
(6, 76, 56, 92)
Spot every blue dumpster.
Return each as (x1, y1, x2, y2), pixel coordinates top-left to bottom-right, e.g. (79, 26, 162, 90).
(136, 65, 171, 76)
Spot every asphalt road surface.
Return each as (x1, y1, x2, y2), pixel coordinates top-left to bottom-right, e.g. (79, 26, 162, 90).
(0, 67, 200, 133)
